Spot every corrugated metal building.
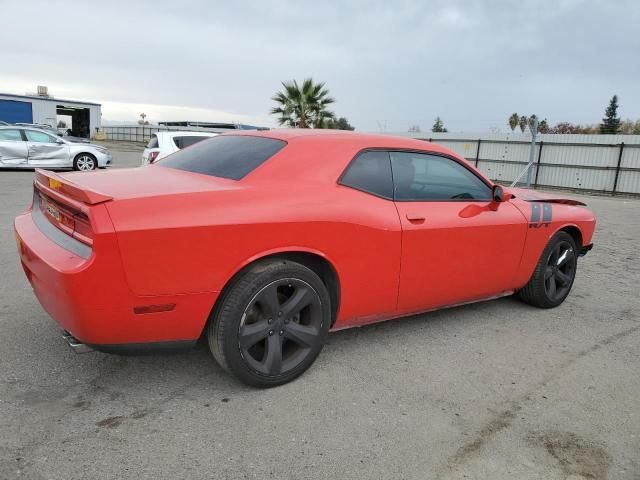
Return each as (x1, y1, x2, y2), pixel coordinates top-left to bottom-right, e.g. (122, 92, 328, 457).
(0, 90, 101, 139)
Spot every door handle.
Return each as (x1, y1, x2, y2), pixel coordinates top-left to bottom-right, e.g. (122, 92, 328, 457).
(405, 213, 426, 223)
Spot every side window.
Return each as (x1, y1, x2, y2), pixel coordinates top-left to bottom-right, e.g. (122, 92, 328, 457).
(180, 136, 209, 148)
(25, 130, 56, 143)
(173, 136, 208, 149)
(0, 129, 23, 141)
(390, 152, 491, 201)
(339, 150, 393, 199)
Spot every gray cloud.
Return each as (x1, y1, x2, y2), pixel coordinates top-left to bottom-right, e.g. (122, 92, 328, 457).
(1, 0, 638, 131)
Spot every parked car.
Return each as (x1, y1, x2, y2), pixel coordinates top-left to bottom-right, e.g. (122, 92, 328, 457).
(0, 126, 111, 170)
(141, 131, 218, 165)
(15, 123, 61, 135)
(14, 130, 595, 387)
(62, 133, 91, 144)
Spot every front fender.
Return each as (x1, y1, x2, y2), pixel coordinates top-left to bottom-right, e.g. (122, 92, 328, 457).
(511, 199, 596, 287)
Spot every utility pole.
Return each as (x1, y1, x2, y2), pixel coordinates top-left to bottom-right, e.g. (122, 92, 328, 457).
(526, 117, 539, 187)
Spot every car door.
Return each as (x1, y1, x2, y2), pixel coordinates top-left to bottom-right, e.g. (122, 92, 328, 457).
(390, 151, 528, 313)
(24, 129, 70, 167)
(0, 129, 29, 167)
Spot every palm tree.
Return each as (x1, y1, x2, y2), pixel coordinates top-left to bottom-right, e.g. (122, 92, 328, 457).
(508, 113, 519, 131)
(270, 78, 335, 128)
(519, 115, 528, 133)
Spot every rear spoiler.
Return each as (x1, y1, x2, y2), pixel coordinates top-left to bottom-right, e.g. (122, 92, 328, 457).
(34, 169, 112, 205)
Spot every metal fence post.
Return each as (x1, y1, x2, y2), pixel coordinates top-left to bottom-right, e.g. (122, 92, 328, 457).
(526, 118, 539, 187)
(612, 142, 625, 195)
(533, 141, 544, 188)
(474, 139, 481, 167)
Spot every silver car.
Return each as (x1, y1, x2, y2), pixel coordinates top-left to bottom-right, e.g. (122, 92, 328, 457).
(0, 126, 112, 171)
(14, 123, 90, 144)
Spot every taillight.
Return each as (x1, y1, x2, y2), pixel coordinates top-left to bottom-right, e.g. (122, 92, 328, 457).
(149, 151, 159, 163)
(71, 212, 93, 245)
(38, 192, 93, 246)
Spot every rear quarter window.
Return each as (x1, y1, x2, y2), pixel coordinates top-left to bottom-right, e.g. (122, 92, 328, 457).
(339, 150, 393, 199)
(146, 135, 158, 149)
(158, 135, 286, 180)
(0, 129, 23, 141)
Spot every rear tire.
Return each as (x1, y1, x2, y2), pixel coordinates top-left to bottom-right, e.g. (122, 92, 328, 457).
(518, 231, 578, 308)
(208, 260, 331, 387)
(73, 153, 97, 171)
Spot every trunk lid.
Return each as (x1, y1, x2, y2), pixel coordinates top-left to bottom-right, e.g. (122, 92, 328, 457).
(46, 165, 239, 202)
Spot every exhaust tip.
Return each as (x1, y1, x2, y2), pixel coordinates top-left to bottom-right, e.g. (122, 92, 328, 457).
(62, 330, 94, 354)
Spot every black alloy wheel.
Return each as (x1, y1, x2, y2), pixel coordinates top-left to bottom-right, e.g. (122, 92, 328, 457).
(543, 239, 576, 302)
(519, 231, 578, 308)
(239, 278, 324, 376)
(208, 260, 331, 387)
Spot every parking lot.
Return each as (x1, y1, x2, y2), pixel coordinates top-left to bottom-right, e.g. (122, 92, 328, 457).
(0, 142, 639, 479)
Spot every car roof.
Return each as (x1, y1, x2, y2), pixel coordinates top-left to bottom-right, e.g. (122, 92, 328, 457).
(221, 129, 480, 185)
(227, 128, 454, 154)
(0, 125, 63, 136)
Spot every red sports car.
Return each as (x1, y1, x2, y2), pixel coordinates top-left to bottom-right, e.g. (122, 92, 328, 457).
(14, 130, 596, 386)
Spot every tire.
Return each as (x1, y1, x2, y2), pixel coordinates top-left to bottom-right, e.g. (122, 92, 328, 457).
(208, 260, 331, 387)
(518, 231, 578, 308)
(73, 153, 97, 171)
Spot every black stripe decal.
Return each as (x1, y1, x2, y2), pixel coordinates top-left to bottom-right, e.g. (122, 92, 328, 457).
(530, 203, 541, 223)
(542, 203, 552, 222)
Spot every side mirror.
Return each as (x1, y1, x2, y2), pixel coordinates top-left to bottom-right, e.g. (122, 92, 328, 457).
(55, 139, 65, 145)
(492, 184, 505, 202)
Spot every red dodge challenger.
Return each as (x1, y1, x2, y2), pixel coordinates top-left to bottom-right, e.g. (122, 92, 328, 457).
(14, 130, 596, 387)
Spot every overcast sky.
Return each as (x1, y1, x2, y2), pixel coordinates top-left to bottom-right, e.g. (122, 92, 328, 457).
(1, 0, 638, 132)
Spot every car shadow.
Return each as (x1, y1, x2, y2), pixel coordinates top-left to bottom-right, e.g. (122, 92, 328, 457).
(62, 295, 527, 396)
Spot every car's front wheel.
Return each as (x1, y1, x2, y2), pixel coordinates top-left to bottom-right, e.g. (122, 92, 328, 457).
(208, 260, 331, 387)
(518, 231, 578, 308)
(73, 153, 97, 171)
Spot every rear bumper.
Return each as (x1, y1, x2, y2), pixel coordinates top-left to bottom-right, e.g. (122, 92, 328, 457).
(14, 209, 217, 346)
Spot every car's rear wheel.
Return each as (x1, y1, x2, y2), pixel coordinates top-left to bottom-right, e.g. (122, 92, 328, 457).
(208, 260, 331, 387)
(73, 153, 97, 171)
(518, 231, 578, 308)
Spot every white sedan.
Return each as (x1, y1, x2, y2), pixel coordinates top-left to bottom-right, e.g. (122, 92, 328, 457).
(141, 131, 218, 165)
(0, 126, 112, 171)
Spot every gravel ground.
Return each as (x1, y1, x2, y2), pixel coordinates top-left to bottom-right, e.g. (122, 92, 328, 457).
(0, 142, 638, 479)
